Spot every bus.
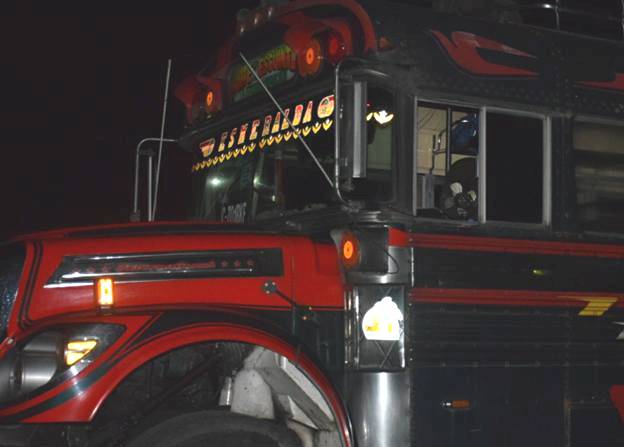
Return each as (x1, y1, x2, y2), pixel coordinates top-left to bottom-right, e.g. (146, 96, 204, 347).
(0, 1, 623, 446)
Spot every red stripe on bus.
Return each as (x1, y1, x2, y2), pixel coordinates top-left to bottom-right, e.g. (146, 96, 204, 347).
(407, 233, 624, 258)
(410, 287, 624, 309)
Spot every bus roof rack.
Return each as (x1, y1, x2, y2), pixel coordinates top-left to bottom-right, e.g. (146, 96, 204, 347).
(512, 0, 624, 40)
(391, 0, 624, 40)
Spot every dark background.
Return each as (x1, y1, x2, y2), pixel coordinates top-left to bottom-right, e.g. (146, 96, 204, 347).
(0, 5, 257, 240)
(1, 1, 622, 240)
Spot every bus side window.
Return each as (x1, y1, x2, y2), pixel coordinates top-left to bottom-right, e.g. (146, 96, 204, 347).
(416, 104, 479, 220)
(486, 112, 543, 224)
(573, 121, 624, 234)
(416, 105, 546, 225)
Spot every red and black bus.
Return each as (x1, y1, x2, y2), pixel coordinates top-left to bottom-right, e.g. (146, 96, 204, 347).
(0, 1, 623, 446)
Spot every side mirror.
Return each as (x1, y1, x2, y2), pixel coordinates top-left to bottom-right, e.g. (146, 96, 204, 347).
(343, 81, 368, 178)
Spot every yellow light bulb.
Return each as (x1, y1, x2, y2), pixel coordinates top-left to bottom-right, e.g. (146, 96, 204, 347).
(65, 339, 98, 366)
(96, 278, 114, 307)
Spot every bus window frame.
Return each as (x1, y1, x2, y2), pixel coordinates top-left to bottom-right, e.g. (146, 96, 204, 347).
(340, 73, 401, 207)
(412, 97, 553, 228)
(571, 115, 624, 238)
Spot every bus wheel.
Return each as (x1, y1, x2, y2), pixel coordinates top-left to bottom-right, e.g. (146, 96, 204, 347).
(125, 410, 302, 447)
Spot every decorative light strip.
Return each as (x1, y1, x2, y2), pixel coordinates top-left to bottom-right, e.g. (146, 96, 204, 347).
(192, 94, 335, 173)
(192, 119, 333, 172)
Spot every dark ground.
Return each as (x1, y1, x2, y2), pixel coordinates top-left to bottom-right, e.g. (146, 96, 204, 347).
(0, 1, 621, 240)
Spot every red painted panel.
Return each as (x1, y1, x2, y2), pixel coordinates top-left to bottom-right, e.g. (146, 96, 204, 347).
(388, 228, 409, 247)
(610, 385, 624, 422)
(274, 0, 377, 53)
(0, 315, 152, 417)
(20, 232, 344, 326)
(431, 30, 538, 77)
(581, 73, 624, 92)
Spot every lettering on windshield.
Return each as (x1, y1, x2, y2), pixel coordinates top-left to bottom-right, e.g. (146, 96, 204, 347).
(221, 202, 247, 223)
(193, 94, 335, 172)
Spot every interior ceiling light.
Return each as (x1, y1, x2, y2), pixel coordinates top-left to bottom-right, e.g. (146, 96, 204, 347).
(373, 110, 394, 125)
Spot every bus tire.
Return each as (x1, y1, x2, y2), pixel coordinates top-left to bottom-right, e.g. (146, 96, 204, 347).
(125, 410, 303, 447)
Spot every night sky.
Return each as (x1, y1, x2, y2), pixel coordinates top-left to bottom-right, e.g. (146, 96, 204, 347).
(0, 6, 258, 240)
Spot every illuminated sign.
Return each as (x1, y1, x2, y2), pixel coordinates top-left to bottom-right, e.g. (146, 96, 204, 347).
(230, 44, 297, 101)
(193, 94, 335, 173)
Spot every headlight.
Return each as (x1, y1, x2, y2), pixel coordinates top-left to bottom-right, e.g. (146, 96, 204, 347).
(346, 285, 406, 371)
(0, 324, 124, 403)
(361, 296, 404, 341)
(65, 339, 99, 366)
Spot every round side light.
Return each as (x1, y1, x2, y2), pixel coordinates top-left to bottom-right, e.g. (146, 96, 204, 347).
(340, 232, 360, 269)
(205, 90, 215, 110)
(298, 38, 323, 77)
(201, 82, 222, 116)
(327, 31, 346, 66)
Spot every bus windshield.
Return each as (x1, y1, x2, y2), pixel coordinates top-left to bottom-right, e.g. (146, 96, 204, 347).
(191, 93, 337, 222)
(190, 83, 396, 223)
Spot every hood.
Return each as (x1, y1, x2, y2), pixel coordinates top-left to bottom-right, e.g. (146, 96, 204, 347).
(8, 222, 344, 335)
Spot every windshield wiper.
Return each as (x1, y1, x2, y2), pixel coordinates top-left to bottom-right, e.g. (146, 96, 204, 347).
(239, 52, 341, 200)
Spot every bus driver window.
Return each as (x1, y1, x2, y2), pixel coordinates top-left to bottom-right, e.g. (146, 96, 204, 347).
(416, 103, 479, 220)
(416, 103, 545, 224)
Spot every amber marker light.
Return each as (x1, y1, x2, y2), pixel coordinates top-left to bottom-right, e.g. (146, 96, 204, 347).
(203, 86, 222, 114)
(65, 339, 98, 366)
(442, 400, 471, 410)
(343, 240, 355, 260)
(340, 232, 360, 269)
(299, 38, 323, 77)
(96, 278, 114, 308)
(205, 90, 214, 108)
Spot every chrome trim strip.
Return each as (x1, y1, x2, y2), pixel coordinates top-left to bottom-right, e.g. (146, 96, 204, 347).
(412, 95, 419, 215)
(478, 106, 487, 223)
(45, 248, 284, 287)
(543, 116, 553, 227)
